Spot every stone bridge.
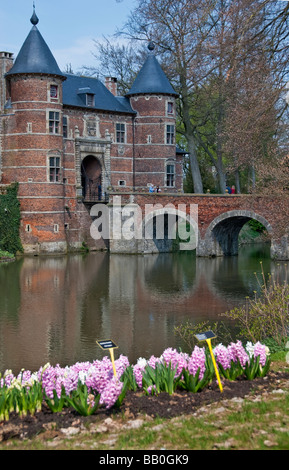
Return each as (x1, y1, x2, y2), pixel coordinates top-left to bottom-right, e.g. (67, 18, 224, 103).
(92, 192, 289, 260)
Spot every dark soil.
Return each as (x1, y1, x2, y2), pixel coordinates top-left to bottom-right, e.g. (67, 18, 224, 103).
(1, 371, 289, 442)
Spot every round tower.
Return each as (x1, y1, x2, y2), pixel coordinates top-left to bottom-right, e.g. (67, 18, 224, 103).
(126, 43, 180, 192)
(3, 8, 67, 253)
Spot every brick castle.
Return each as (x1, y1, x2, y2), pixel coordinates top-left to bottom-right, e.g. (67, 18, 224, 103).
(0, 8, 183, 254)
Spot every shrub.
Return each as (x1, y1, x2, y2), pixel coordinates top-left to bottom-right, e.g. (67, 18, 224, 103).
(0, 250, 14, 259)
(0, 183, 23, 255)
(221, 263, 289, 346)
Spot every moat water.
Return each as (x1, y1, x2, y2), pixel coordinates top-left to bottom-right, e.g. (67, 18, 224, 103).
(0, 244, 288, 374)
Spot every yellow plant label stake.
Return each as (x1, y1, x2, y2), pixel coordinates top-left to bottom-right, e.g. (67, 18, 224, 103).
(195, 330, 223, 393)
(96, 339, 118, 377)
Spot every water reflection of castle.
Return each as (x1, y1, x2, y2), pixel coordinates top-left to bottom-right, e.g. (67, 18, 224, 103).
(0, 249, 285, 373)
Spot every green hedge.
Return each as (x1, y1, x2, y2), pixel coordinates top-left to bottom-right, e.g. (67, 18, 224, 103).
(0, 183, 23, 255)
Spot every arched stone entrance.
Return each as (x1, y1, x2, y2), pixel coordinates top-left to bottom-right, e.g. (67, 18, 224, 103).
(81, 155, 102, 201)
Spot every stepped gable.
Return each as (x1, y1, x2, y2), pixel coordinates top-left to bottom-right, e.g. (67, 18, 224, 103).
(126, 43, 178, 97)
(5, 8, 65, 79)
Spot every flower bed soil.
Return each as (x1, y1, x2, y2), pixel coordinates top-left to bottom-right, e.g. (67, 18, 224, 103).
(1, 370, 289, 442)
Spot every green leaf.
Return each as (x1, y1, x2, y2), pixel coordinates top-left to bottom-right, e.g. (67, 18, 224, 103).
(65, 382, 100, 416)
(44, 386, 67, 412)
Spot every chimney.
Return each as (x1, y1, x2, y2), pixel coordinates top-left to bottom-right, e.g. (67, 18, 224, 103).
(0, 52, 14, 112)
(105, 77, 118, 96)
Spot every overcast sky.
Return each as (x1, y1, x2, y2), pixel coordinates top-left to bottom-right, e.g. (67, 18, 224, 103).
(0, 0, 136, 72)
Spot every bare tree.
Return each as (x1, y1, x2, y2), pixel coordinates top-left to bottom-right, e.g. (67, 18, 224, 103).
(121, 0, 218, 193)
(87, 0, 289, 196)
(219, 0, 289, 193)
(119, 0, 287, 193)
(81, 38, 146, 95)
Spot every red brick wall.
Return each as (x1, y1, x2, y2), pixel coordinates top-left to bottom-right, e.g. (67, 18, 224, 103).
(110, 192, 286, 239)
(130, 95, 180, 192)
(2, 75, 67, 249)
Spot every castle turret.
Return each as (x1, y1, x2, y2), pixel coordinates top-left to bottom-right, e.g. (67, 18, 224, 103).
(126, 43, 181, 192)
(3, 8, 68, 253)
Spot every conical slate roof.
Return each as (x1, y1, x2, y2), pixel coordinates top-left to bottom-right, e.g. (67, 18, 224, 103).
(6, 9, 65, 79)
(126, 44, 178, 97)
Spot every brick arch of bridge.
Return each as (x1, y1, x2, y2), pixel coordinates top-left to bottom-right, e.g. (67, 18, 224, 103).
(107, 193, 289, 259)
(198, 209, 273, 257)
(141, 204, 200, 253)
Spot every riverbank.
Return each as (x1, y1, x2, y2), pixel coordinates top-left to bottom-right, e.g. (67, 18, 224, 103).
(238, 223, 270, 245)
(0, 355, 288, 450)
(0, 250, 15, 263)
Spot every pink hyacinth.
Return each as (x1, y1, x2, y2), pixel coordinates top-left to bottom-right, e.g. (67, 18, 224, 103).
(147, 355, 161, 369)
(115, 355, 130, 377)
(88, 358, 114, 393)
(227, 340, 249, 367)
(161, 348, 188, 376)
(173, 351, 189, 375)
(40, 364, 64, 399)
(187, 346, 206, 379)
(161, 347, 179, 368)
(133, 364, 145, 388)
(99, 377, 124, 409)
(38, 354, 130, 400)
(1, 371, 14, 388)
(253, 342, 268, 366)
(146, 384, 157, 395)
(214, 344, 231, 370)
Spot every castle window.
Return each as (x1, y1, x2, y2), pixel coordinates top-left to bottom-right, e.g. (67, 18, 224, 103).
(49, 111, 60, 134)
(49, 156, 61, 182)
(86, 94, 94, 107)
(166, 125, 175, 145)
(63, 116, 68, 138)
(116, 123, 125, 143)
(166, 163, 175, 187)
(167, 101, 174, 114)
(50, 85, 58, 99)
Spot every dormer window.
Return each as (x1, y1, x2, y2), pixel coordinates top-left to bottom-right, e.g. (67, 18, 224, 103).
(86, 93, 94, 107)
(77, 87, 95, 107)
